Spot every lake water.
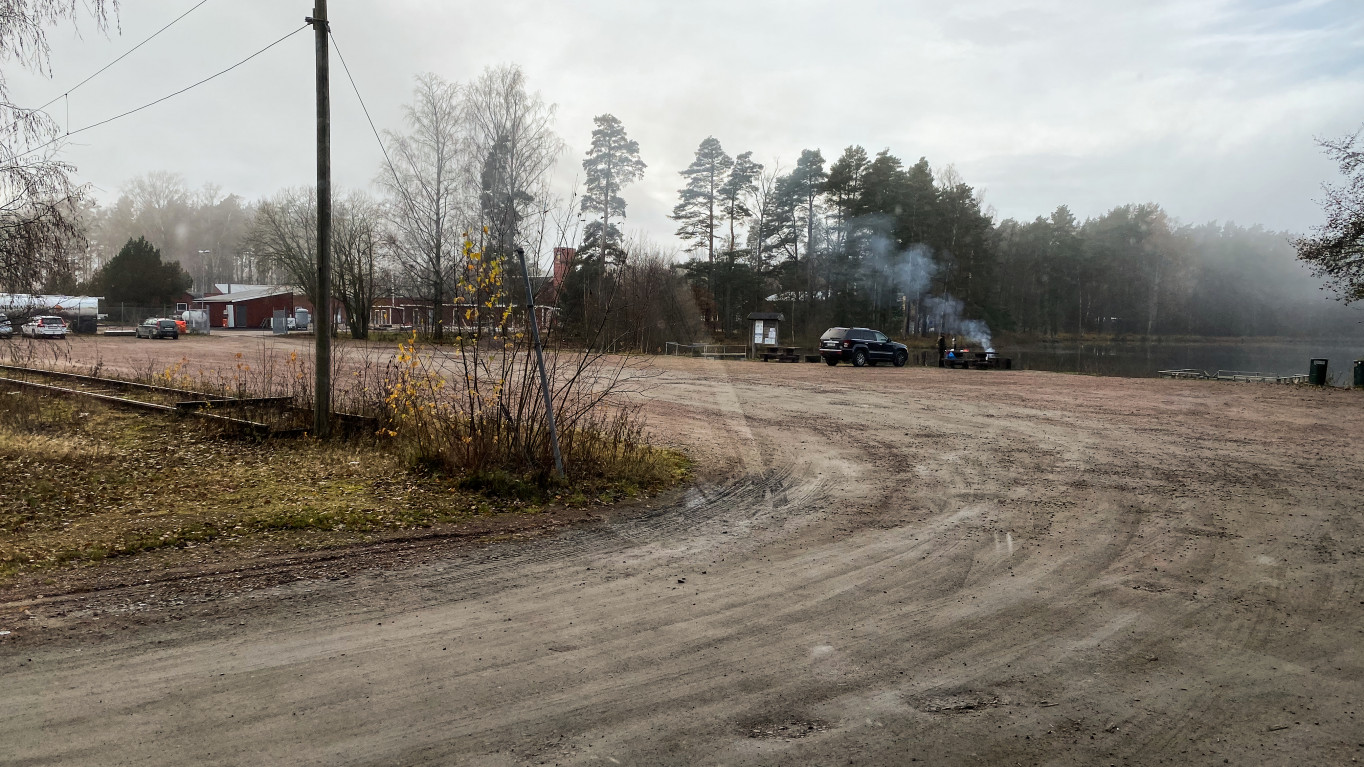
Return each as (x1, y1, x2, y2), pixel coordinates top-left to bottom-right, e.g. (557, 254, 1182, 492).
(919, 340, 1364, 385)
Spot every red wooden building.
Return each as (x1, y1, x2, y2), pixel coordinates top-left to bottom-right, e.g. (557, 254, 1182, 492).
(200, 286, 295, 329)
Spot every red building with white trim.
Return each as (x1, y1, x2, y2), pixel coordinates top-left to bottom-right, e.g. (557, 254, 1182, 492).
(199, 286, 295, 329)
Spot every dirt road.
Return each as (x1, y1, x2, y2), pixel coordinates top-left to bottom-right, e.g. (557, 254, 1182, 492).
(4, 335, 1363, 765)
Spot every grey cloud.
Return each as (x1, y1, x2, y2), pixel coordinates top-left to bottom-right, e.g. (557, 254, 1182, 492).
(7, 0, 1361, 247)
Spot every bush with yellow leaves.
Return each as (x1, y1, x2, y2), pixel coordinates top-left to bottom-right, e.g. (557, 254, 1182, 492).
(377, 238, 666, 485)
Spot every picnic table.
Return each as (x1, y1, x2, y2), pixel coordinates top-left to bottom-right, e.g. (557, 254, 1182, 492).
(758, 345, 802, 363)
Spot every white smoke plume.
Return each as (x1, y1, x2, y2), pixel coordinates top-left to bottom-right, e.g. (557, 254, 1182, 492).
(843, 217, 994, 348)
(864, 232, 937, 297)
(923, 293, 992, 350)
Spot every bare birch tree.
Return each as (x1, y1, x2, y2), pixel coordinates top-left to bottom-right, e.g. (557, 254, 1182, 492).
(463, 64, 564, 264)
(332, 194, 382, 340)
(245, 189, 316, 304)
(746, 159, 782, 271)
(246, 188, 382, 339)
(0, 0, 117, 292)
(380, 73, 467, 340)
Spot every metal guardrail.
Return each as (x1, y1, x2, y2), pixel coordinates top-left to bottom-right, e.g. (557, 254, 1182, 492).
(664, 342, 748, 359)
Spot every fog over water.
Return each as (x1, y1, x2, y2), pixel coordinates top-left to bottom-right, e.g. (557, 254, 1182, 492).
(976, 340, 1364, 383)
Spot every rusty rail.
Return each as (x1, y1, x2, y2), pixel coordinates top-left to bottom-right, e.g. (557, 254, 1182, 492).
(0, 375, 275, 434)
(176, 396, 294, 411)
(0, 364, 375, 436)
(0, 363, 232, 400)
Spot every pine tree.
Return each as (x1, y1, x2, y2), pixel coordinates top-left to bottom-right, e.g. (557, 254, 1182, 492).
(778, 149, 828, 265)
(580, 114, 645, 265)
(897, 157, 938, 245)
(1295, 128, 1364, 302)
(479, 134, 534, 260)
(718, 151, 762, 254)
(860, 150, 909, 225)
(825, 146, 870, 231)
(670, 137, 732, 268)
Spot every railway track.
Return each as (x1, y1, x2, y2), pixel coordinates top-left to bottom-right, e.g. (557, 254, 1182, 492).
(0, 363, 309, 435)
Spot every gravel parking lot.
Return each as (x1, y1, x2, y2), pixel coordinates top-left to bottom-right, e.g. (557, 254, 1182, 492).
(3, 333, 1363, 765)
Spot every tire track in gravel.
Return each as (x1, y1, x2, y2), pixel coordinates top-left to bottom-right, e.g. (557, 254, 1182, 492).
(4, 349, 1364, 766)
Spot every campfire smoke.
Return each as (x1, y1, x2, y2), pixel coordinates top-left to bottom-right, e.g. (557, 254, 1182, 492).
(844, 217, 995, 348)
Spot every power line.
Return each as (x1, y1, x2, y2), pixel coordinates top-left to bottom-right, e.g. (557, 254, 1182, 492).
(328, 29, 423, 220)
(7, 0, 216, 135)
(13, 23, 309, 162)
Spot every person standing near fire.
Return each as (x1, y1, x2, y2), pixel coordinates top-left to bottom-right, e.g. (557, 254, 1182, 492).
(937, 334, 947, 367)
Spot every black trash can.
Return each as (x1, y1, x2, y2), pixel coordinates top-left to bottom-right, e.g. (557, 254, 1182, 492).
(1354, 359, 1364, 389)
(1309, 358, 1329, 386)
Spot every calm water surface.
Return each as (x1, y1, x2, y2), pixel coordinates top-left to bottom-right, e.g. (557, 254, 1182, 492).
(920, 340, 1364, 385)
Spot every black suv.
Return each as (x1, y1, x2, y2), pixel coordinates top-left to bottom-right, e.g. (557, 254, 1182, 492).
(819, 327, 908, 367)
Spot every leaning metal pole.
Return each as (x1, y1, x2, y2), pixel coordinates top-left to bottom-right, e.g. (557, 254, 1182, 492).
(516, 247, 564, 479)
(308, 2, 332, 438)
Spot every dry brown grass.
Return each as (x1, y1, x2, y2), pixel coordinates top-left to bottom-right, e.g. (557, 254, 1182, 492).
(0, 385, 687, 581)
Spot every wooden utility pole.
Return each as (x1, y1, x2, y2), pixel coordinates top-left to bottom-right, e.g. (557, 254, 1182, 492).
(308, 2, 332, 437)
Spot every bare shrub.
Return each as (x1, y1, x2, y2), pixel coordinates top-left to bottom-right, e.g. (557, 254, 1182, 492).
(3, 336, 72, 369)
(377, 239, 665, 483)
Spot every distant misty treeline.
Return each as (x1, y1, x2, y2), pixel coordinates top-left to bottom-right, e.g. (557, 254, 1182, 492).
(65, 172, 257, 293)
(993, 206, 1356, 338)
(665, 142, 1362, 343)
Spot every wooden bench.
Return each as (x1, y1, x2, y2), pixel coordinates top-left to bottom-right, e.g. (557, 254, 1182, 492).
(759, 345, 801, 363)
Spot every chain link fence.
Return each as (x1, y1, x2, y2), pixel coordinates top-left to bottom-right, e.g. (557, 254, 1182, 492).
(101, 304, 211, 334)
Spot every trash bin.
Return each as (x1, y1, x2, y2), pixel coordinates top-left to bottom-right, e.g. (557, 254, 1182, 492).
(1309, 358, 1329, 386)
(1354, 360, 1364, 389)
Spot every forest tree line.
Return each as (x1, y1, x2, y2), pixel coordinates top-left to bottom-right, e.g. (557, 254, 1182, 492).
(658, 140, 1362, 345)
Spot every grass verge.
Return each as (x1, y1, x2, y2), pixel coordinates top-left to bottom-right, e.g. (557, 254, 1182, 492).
(0, 386, 688, 583)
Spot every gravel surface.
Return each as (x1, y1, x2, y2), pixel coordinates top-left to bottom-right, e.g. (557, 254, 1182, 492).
(3, 333, 1363, 765)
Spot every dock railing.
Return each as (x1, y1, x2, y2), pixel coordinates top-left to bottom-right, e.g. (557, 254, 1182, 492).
(1158, 368, 1309, 384)
(1215, 370, 1309, 384)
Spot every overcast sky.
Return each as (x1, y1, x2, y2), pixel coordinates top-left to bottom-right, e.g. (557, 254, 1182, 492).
(10, 0, 1364, 255)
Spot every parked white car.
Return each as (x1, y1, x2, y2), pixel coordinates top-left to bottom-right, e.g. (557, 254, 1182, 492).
(20, 315, 67, 339)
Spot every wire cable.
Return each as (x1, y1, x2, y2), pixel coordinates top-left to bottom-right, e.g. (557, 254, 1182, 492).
(7, 0, 215, 134)
(13, 23, 309, 161)
(328, 29, 424, 219)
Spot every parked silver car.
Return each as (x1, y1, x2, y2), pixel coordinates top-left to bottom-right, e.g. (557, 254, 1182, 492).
(0, 313, 11, 339)
(20, 315, 66, 339)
